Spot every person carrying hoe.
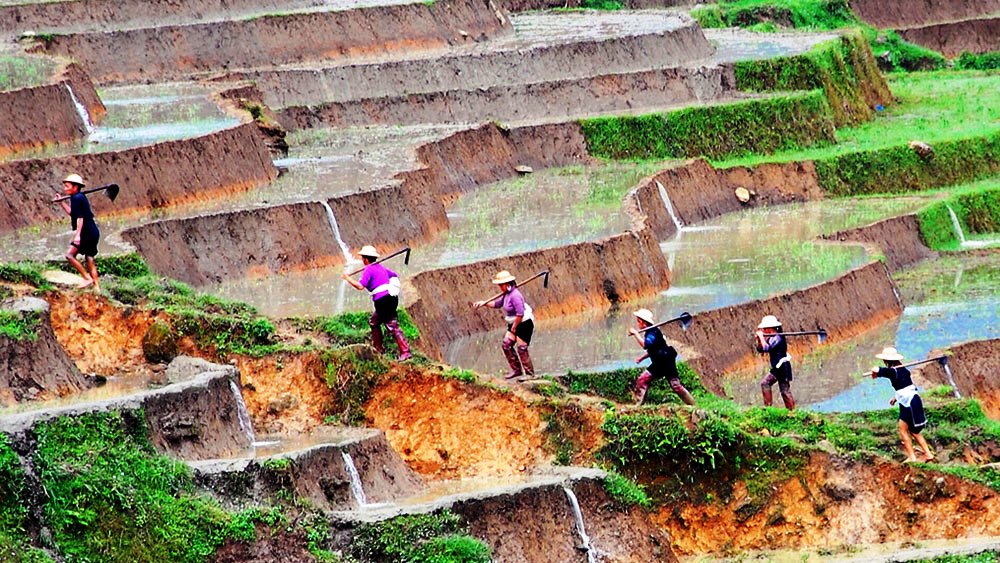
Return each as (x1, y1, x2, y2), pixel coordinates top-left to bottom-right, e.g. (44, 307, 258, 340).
(342, 245, 411, 361)
(52, 173, 101, 291)
(628, 308, 696, 406)
(473, 270, 535, 379)
(756, 315, 795, 410)
(871, 347, 935, 463)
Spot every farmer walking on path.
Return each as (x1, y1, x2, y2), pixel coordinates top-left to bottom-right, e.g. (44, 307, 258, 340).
(871, 347, 935, 463)
(473, 270, 535, 379)
(52, 174, 101, 291)
(628, 308, 696, 406)
(342, 245, 411, 361)
(756, 315, 795, 409)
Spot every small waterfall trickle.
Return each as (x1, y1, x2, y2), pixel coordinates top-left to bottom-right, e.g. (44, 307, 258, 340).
(64, 84, 94, 135)
(655, 181, 683, 232)
(341, 450, 369, 507)
(228, 379, 256, 444)
(319, 201, 356, 263)
(563, 487, 598, 563)
(946, 205, 968, 245)
(942, 363, 962, 399)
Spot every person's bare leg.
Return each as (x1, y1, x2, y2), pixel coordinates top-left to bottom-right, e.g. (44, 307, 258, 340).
(899, 420, 917, 462)
(66, 248, 92, 286)
(86, 256, 100, 292)
(915, 432, 935, 461)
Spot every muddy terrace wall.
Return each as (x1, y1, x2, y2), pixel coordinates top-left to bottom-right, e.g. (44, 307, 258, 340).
(0, 123, 275, 233)
(897, 17, 1000, 57)
(629, 158, 823, 240)
(32, 0, 511, 84)
(821, 214, 936, 272)
(0, 63, 104, 158)
(660, 262, 902, 393)
(126, 123, 590, 285)
(848, 0, 1000, 29)
(0, 297, 91, 406)
(226, 19, 714, 108)
(502, 0, 691, 11)
(279, 65, 734, 129)
(0, 0, 356, 34)
(0, 365, 252, 460)
(195, 432, 423, 511)
(919, 338, 1000, 421)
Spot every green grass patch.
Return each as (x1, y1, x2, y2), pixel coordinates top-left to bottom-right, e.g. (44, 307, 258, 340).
(0, 434, 51, 562)
(917, 184, 1000, 250)
(955, 51, 1000, 71)
(581, 91, 835, 160)
(867, 30, 946, 72)
(305, 310, 419, 347)
(322, 346, 390, 426)
(0, 54, 56, 91)
(50, 252, 151, 279)
(563, 361, 706, 405)
(33, 411, 263, 562)
(691, 0, 858, 31)
(350, 511, 491, 563)
(0, 310, 39, 341)
(917, 550, 999, 563)
(603, 469, 652, 508)
(578, 0, 623, 9)
(734, 33, 890, 126)
(0, 262, 49, 288)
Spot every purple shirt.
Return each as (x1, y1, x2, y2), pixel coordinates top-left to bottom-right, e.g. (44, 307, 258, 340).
(491, 287, 526, 317)
(359, 263, 397, 301)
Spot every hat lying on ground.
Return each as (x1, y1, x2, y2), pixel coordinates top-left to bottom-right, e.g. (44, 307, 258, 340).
(758, 315, 782, 329)
(491, 270, 516, 285)
(634, 308, 654, 324)
(63, 173, 85, 186)
(359, 245, 379, 259)
(875, 347, 904, 361)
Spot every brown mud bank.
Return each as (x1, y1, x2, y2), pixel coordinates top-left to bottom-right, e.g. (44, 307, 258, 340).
(919, 338, 1000, 421)
(279, 65, 735, 129)
(0, 123, 276, 234)
(31, 0, 511, 84)
(822, 213, 936, 272)
(663, 452, 1000, 555)
(231, 16, 713, 109)
(192, 429, 423, 511)
(0, 296, 91, 406)
(0, 0, 373, 34)
(126, 122, 589, 285)
(897, 17, 1000, 57)
(848, 0, 1000, 29)
(661, 262, 902, 393)
(0, 62, 103, 158)
(630, 158, 823, 240)
(501, 0, 690, 11)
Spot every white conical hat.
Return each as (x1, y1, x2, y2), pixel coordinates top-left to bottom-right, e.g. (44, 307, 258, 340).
(875, 347, 904, 361)
(633, 308, 654, 324)
(758, 315, 782, 329)
(491, 270, 516, 284)
(63, 173, 85, 186)
(358, 245, 379, 258)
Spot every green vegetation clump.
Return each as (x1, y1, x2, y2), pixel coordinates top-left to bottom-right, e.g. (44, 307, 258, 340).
(955, 51, 1000, 71)
(580, 91, 835, 160)
(350, 511, 490, 563)
(563, 362, 705, 405)
(32, 412, 263, 562)
(602, 469, 652, 508)
(917, 185, 1000, 250)
(323, 347, 391, 425)
(692, 0, 858, 31)
(734, 34, 890, 126)
(867, 30, 946, 72)
(0, 262, 49, 288)
(307, 310, 419, 347)
(578, 0, 623, 9)
(815, 132, 1000, 196)
(50, 253, 151, 279)
(917, 552, 999, 563)
(0, 54, 56, 91)
(0, 310, 39, 342)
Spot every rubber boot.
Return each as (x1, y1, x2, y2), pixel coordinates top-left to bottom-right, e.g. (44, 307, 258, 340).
(386, 319, 411, 361)
(369, 312, 384, 353)
(670, 379, 697, 406)
(761, 385, 774, 407)
(780, 390, 796, 410)
(502, 339, 521, 379)
(516, 345, 534, 378)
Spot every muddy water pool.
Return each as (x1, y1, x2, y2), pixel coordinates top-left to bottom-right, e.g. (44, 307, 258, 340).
(0, 82, 239, 163)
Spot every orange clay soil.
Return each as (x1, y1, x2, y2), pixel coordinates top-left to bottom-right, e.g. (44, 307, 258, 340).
(365, 369, 551, 479)
(660, 453, 1000, 556)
